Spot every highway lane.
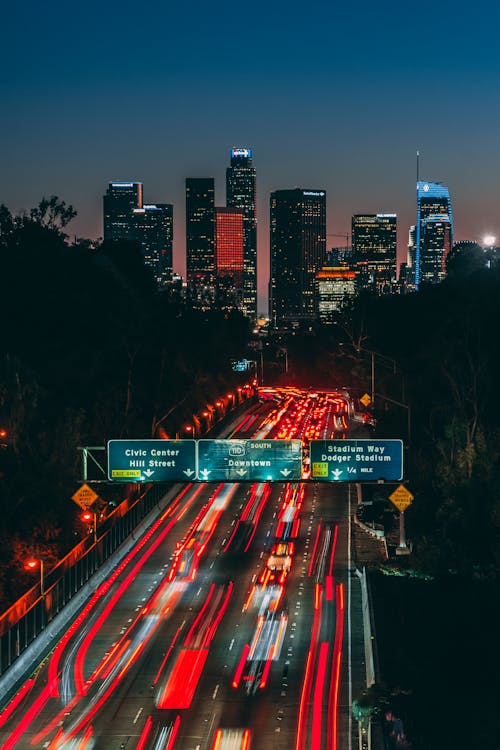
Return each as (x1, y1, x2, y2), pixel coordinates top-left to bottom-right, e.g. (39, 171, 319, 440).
(0, 388, 369, 750)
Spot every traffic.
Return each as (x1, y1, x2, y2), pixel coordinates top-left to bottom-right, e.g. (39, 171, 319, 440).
(0, 387, 367, 750)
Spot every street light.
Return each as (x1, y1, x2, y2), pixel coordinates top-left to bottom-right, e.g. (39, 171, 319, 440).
(25, 558, 44, 597)
(81, 510, 97, 540)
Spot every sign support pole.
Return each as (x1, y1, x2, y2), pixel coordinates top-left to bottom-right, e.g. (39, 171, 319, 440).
(399, 511, 407, 550)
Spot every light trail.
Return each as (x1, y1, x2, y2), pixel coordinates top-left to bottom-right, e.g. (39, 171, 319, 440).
(328, 584, 345, 750)
(0, 678, 34, 729)
(311, 642, 329, 750)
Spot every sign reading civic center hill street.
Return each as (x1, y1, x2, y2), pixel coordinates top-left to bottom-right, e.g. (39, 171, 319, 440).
(107, 440, 196, 482)
(197, 439, 302, 482)
(310, 439, 403, 482)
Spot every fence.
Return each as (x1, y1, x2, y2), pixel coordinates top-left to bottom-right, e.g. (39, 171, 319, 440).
(0, 482, 167, 677)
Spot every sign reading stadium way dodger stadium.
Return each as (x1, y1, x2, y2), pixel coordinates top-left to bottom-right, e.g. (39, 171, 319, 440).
(310, 439, 403, 482)
(197, 439, 303, 482)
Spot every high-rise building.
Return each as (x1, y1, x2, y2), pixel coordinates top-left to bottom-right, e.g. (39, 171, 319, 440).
(420, 215, 453, 284)
(351, 213, 397, 293)
(316, 266, 356, 324)
(226, 148, 257, 319)
(215, 208, 244, 287)
(103, 182, 143, 240)
(415, 181, 453, 288)
(215, 207, 244, 312)
(270, 189, 326, 328)
(186, 178, 216, 308)
(131, 204, 173, 286)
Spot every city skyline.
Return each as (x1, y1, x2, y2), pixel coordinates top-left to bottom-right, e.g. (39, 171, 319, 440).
(3, 0, 500, 313)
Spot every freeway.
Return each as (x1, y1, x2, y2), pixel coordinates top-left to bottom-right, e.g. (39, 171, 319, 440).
(0, 388, 369, 750)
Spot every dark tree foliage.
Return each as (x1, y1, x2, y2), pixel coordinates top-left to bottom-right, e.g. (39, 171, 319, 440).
(0, 201, 251, 608)
(445, 240, 488, 278)
(277, 268, 500, 576)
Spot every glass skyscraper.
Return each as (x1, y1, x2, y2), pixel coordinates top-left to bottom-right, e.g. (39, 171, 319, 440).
(270, 189, 326, 328)
(185, 178, 215, 282)
(351, 213, 397, 293)
(103, 182, 143, 240)
(186, 178, 216, 310)
(215, 208, 244, 287)
(131, 204, 173, 287)
(226, 148, 257, 320)
(215, 207, 244, 312)
(415, 181, 454, 288)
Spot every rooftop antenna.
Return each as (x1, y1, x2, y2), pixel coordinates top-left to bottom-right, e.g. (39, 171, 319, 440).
(416, 149, 420, 184)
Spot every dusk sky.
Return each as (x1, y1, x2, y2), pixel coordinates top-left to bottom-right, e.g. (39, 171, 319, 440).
(2, 0, 500, 313)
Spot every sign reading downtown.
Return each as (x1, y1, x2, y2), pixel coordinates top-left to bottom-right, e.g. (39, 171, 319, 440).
(107, 440, 197, 482)
(197, 439, 302, 482)
(310, 439, 403, 482)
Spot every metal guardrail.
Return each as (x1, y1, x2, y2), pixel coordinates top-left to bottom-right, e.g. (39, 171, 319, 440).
(0, 396, 258, 679)
(0, 482, 166, 677)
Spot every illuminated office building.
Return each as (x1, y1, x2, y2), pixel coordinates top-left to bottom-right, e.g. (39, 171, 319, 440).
(420, 215, 453, 284)
(270, 189, 326, 328)
(316, 267, 356, 324)
(131, 204, 173, 286)
(226, 148, 257, 319)
(415, 181, 453, 288)
(351, 213, 397, 293)
(186, 178, 216, 308)
(103, 181, 143, 240)
(215, 208, 244, 285)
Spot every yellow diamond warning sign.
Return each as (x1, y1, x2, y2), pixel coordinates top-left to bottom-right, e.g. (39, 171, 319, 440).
(360, 393, 371, 407)
(72, 483, 99, 510)
(389, 484, 414, 512)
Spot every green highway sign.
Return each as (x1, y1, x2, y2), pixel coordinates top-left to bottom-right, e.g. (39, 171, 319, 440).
(310, 439, 403, 482)
(107, 440, 196, 482)
(197, 439, 303, 482)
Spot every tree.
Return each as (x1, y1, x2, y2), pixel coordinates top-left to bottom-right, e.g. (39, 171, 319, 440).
(28, 196, 76, 231)
(445, 241, 487, 279)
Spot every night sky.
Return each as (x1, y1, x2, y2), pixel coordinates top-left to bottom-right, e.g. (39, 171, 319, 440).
(2, 0, 500, 313)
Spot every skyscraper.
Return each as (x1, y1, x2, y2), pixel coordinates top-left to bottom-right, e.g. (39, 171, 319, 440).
(415, 181, 453, 288)
(186, 178, 215, 309)
(215, 208, 244, 312)
(270, 189, 326, 328)
(316, 267, 356, 324)
(215, 208, 244, 285)
(103, 182, 143, 240)
(420, 215, 453, 284)
(351, 213, 397, 293)
(226, 148, 257, 319)
(131, 204, 173, 286)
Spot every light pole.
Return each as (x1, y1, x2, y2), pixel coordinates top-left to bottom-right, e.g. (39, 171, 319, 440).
(345, 344, 411, 445)
(375, 393, 411, 448)
(82, 510, 97, 541)
(355, 346, 398, 408)
(25, 558, 44, 597)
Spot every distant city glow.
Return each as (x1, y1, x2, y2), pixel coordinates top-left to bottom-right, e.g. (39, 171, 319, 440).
(482, 234, 496, 247)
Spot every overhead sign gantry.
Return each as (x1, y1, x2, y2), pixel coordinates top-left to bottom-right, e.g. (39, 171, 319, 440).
(106, 438, 403, 483)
